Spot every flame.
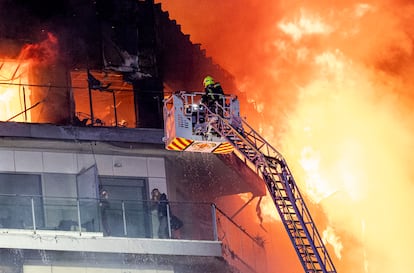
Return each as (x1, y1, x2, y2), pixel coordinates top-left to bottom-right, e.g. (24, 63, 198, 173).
(0, 61, 31, 122)
(322, 225, 343, 259)
(19, 32, 58, 65)
(158, 0, 414, 272)
(278, 9, 333, 41)
(0, 33, 59, 122)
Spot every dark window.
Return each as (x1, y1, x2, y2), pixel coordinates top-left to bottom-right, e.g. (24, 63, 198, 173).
(0, 173, 43, 229)
(99, 176, 150, 237)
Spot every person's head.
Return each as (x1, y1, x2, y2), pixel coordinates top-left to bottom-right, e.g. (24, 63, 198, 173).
(203, 76, 215, 88)
(160, 193, 167, 201)
(100, 189, 108, 199)
(151, 188, 160, 199)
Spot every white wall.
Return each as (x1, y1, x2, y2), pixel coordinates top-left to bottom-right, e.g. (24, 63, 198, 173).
(0, 149, 167, 197)
(23, 264, 174, 273)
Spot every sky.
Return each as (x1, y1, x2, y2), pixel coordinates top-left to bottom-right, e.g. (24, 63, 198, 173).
(157, 1, 414, 272)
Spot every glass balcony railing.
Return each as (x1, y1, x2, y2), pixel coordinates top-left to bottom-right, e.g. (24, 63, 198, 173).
(0, 194, 218, 241)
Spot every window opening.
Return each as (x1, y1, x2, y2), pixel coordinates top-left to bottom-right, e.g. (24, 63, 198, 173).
(99, 176, 149, 237)
(71, 70, 135, 127)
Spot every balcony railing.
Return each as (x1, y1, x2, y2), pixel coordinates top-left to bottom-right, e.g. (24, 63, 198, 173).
(0, 194, 218, 241)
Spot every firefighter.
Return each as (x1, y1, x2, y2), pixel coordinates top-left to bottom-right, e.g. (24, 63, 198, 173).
(201, 75, 224, 113)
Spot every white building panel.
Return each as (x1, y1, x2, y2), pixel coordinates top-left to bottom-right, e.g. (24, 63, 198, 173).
(23, 265, 173, 273)
(43, 152, 77, 174)
(0, 231, 222, 257)
(15, 151, 43, 172)
(147, 158, 165, 178)
(148, 177, 167, 195)
(86, 268, 119, 273)
(42, 173, 77, 198)
(23, 265, 52, 273)
(0, 150, 15, 171)
(112, 156, 148, 177)
(85, 268, 118, 273)
(94, 154, 114, 176)
(76, 154, 96, 173)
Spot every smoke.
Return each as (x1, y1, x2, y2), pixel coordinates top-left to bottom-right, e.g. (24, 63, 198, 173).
(18, 32, 59, 65)
(158, 0, 414, 272)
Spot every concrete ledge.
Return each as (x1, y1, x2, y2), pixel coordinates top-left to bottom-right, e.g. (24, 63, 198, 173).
(0, 229, 222, 257)
(0, 122, 164, 144)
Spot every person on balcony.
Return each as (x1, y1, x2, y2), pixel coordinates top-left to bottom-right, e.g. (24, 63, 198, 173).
(99, 189, 111, 236)
(157, 193, 169, 238)
(157, 192, 183, 239)
(150, 188, 161, 238)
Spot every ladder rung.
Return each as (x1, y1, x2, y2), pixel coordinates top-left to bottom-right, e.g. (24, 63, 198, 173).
(299, 245, 314, 252)
(291, 233, 306, 238)
(297, 245, 312, 250)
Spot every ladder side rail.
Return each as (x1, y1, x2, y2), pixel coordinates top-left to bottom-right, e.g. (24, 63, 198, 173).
(236, 115, 283, 160)
(211, 108, 269, 160)
(267, 184, 310, 272)
(210, 114, 321, 272)
(208, 116, 278, 193)
(285, 163, 336, 272)
(215, 113, 317, 250)
(297, 194, 337, 273)
(274, 159, 336, 273)
(212, 115, 265, 165)
(240, 125, 268, 155)
(280, 171, 328, 272)
(201, 105, 254, 151)
(260, 162, 319, 272)
(204, 104, 337, 273)
(264, 162, 323, 272)
(278, 162, 337, 273)
(236, 126, 336, 272)
(215, 102, 271, 154)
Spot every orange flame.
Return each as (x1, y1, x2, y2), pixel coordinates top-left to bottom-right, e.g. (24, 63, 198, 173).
(158, 1, 414, 272)
(0, 60, 31, 122)
(0, 33, 58, 122)
(19, 32, 58, 65)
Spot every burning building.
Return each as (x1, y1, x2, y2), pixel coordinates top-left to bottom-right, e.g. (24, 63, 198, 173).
(0, 0, 339, 273)
(0, 0, 237, 128)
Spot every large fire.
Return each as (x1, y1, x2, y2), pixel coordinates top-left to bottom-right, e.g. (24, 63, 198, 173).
(158, 0, 414, 272)
(0, 32, 135, 127)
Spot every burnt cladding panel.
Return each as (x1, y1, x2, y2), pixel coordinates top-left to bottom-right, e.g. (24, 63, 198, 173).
(29, 63, 71, 124)
(133, 78, 163, 129)
(132, 1, 163, 128)
(0, 0, 68, 38)
(153, 5, 239, 92)
(0, 0, 102, 67)
(62, 0, 103, 68)
(97, 0, 157, 54)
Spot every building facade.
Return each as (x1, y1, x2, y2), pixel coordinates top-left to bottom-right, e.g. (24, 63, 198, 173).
(0, 1, 304, 272)
(0, 121, 275, 273)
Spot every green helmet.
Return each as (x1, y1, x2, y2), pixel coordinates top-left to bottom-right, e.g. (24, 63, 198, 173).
(203, 76, 215, 87)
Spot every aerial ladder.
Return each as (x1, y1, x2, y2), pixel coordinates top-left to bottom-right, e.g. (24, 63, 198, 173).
(163, 91, 337, 273)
